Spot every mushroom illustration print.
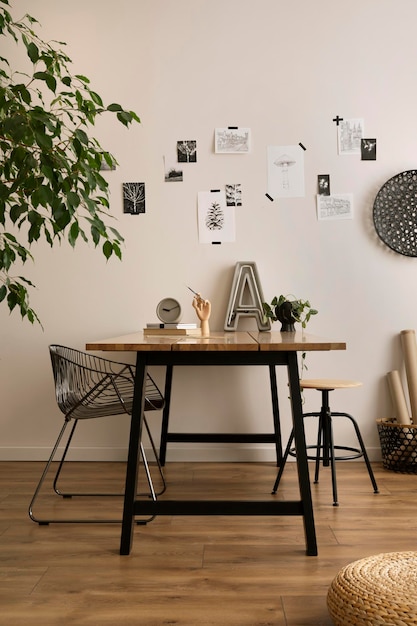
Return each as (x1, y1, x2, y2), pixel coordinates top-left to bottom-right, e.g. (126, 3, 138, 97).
(274, 153, 296, 190)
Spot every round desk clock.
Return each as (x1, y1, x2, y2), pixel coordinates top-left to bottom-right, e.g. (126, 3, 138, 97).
(156, 297, 182, 323)
(373, 170, 417, 257)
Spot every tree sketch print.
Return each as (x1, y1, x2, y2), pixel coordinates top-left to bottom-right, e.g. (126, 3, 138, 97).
(226, 184, 242, 206)
(123, 182, 145, 214)
(177, 140, 197, 162)
(205, 201, 224, 230)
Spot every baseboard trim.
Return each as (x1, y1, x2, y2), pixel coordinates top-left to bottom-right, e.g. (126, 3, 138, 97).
(0, 445, 383, 463)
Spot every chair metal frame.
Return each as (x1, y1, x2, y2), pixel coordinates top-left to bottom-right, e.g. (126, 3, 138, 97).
(29, 345, 166, 524)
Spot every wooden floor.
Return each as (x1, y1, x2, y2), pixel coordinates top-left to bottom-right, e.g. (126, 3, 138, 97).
(1, 459, 416, 625)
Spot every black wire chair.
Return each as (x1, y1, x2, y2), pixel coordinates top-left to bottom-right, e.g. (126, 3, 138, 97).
(28, 345, 166, 524)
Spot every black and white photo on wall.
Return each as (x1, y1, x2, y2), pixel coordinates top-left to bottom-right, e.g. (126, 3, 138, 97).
(164, 155, 183, 182)
(177, 140, 197, 163)
(123, 182, 145, 214)
(226, 183, 242, 206)
(361, 138, 377, 161)
(318, 175, 330, 196)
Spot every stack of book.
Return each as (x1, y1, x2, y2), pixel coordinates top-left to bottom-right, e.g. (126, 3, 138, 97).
(143, 323, 201, 336)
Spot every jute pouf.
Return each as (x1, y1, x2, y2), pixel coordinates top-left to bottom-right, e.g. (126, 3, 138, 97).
(327, 552, 417, 625)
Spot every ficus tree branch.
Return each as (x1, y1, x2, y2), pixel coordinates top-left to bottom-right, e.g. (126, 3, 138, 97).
(0, 0, 140, 324)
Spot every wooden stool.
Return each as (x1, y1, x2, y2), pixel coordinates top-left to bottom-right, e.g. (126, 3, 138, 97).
(328, 552, 417, 625)
(272, 379, 379, 505)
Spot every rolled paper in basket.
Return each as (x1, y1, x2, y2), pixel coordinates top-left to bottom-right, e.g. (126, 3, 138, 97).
(387, 370, 411, 424)
(400, 329, 417, 424)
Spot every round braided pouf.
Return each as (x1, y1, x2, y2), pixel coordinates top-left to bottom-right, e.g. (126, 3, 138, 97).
(327, 552, 417, 625)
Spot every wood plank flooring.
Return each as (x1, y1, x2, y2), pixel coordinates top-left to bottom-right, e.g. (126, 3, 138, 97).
(1, 459, 416, 625)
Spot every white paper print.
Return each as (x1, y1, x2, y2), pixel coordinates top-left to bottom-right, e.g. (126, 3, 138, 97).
(317, 194, 353, 221)
(267, 145, 305, 198)
(215, 128, 251, 153)
(197, 190, 235, 243)
(338, 119, 364, 155)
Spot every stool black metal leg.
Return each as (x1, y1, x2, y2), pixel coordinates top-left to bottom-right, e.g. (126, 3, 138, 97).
(314, 413, 324, 484)
(327, 414, 339, 506)
(333, 412, 379, 494)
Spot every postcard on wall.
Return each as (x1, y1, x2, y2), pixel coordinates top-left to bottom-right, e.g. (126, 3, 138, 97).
(164, 155, 183, 182)
(197, 190, 235, 243)
(338, 119, 364, 155)
(267, 145, 305, 198)
(361, 138, 377, 160)
(226, 183, 242, 206)
(318, 175, 330, 196)
(316, 194, 353, 221)
(215, 128, 251, 153)
(123, 182, 145, 214)
(177, 140, 197, 162)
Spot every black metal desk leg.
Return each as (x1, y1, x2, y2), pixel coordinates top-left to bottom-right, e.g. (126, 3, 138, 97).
(269, 365, 282, 466)
(120, 357, 147, 555)
(287, 353, 317, 556)
(159, 365, 173, 466)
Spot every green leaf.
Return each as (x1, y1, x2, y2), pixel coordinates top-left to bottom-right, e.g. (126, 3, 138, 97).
(112, 241, 122, 260)
(0, 284, 7, 303)
(75, 74, 90, 84)
(116, 110, 133, 126)
(90, 91, 103, 106)
(106, 103, 123, 112)
(103, 240, 113, 259)
(66, 190, 80, 209)
(68, 221, 79, 247)
(75, 128, 88, 145)
(33, 71, 57, 92)
(27, 42, 39, 63)
(10, 201, 28, 222)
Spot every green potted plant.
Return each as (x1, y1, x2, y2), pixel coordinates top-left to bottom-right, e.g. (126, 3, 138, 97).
(0, 1, 140, 324)
(262, 294, 318, 332)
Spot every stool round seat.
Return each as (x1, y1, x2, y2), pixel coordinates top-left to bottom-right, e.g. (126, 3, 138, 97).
(327, 552, 417, 625)
(300, 379, 362, 391)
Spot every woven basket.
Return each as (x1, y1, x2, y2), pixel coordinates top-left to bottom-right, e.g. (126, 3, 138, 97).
(328, 552, 417, 626)
(377, 418, 417, 473)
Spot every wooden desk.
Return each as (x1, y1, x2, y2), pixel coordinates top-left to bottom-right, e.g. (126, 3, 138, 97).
(86, 331, 346, 556)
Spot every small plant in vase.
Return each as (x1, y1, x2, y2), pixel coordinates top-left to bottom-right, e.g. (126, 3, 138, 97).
(262, 295, 318, 332)
(263, 294, 318, 381)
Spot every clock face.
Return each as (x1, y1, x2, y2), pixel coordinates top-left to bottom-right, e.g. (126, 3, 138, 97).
(156, 298, 182, 323)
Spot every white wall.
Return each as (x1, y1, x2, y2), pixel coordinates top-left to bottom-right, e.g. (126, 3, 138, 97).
(2, 0, 417, 462)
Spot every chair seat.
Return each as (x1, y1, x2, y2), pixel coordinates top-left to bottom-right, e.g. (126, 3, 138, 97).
(300, 379, 362, 391)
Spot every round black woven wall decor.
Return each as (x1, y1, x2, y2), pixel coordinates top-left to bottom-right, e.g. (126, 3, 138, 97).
(373, 170, 417, 257)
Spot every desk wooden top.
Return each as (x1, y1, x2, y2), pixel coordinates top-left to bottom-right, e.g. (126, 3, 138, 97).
(248, 331, 346, 352)
(86, 331, 346, 353)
